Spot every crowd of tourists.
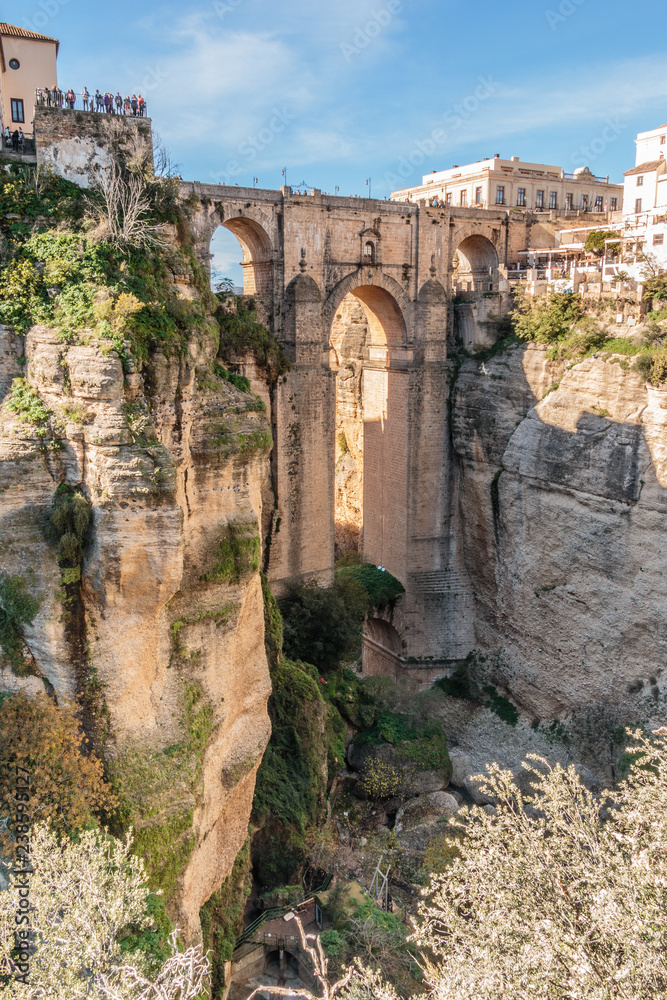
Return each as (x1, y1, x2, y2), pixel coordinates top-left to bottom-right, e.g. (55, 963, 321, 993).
(35, 87, 147, 116)
(3, 126, 26, 152)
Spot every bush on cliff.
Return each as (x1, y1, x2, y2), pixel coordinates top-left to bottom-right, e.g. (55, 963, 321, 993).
(252, 657, 328, 887)
(216, 294, 290, 378)
(0, 692, 113, 852)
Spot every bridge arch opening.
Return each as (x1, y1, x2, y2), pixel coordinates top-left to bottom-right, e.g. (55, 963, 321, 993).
(209, 216, 273, 300)
(329, 285, 408, 581)
(453, 234, 499, 292)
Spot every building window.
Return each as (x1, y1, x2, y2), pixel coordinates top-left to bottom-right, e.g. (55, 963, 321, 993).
(10, 99, 24, 123)
(8, 58, 19, 70)
(475, 186, 482, 204)
(566, 193, 573, 210)
(581, 194, 589, 210)
(653, 233, 664, 246)
(496, 185, 505, 204)
(637, 175, 644, 186)
(517, 188, 526, 207)
(549, 191, 557, 209)
(635, 198, 643, 213)
(364, 241, 375, 263)
(460, 189, 467, 206)
(445, 192, 452, 205)
(661, 136, 666, 145)
(595, 196, 604, 212)
(536, 190, 544, 208)
(610, 198, 618, 211)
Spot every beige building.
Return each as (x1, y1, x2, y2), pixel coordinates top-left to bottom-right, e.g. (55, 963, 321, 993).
(0, 23, 58, 136)
(393, 154, 624, 215)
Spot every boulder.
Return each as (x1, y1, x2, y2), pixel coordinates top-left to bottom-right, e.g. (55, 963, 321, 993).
(448, 749, 473, 787)
(395, 791, 459, 832)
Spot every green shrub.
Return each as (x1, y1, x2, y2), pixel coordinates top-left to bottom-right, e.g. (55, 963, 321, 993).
(0, 574, 40, 672)
(320, 928, 344, 959)
(280, 583, 362, 672)
(484, 684, 519, 726)
(200, 520, 260, 583)
(634, 346, 667, 386)
(644, 273, 667, 300)
(512, 291, 584, 344)
(45, 483, 91, 566)
(5, 377, 50, 433)
(252, 653, 328, 888)
(335, 563, 405, 608)
(216, 298, 290, 377)
(436, 661, 473, 700)
(213, 363, 251, 393)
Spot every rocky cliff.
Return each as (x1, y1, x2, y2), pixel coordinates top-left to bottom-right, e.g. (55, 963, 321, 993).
(452, 342, 667, 721)
(0, 303, 272, 940)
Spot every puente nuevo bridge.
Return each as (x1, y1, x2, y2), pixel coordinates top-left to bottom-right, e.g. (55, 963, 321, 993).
(182, 181, 527, 681)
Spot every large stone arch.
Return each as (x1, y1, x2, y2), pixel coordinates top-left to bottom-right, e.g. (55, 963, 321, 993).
(325, 279, 411, 584)
(323, 270, 411, 345)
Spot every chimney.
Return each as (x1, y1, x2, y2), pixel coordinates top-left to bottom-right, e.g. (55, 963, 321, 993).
(494, 153, 500, 158)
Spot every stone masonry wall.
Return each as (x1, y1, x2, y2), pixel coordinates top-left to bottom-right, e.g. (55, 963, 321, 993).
(35, 106, 153, 189)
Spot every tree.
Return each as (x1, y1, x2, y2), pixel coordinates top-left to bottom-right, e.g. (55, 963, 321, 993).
(410, 729, 667, 999)
(584, 230, 620, 257)
(0, 823, 209, 999)
(0, 693, 113, 853)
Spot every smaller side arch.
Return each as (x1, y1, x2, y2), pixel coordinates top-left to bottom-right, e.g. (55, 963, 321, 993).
(283, 273, 323, 352)
(363, 618, 404, 678)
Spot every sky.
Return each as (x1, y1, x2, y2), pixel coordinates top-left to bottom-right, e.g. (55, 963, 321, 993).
(7, 0, 667, 284)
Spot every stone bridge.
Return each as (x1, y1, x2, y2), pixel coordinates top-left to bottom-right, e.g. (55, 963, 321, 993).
(183, 182, 530, 677)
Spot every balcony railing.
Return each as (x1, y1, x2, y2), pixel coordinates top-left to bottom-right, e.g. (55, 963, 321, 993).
(35, 90, 148, 116)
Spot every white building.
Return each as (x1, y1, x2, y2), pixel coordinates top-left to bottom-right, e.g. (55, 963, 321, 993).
(622, 122, 667, 274)
(392, 154, 624, 214)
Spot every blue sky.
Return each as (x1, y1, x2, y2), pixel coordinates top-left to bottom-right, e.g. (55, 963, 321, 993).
(7, 0, 667, 283)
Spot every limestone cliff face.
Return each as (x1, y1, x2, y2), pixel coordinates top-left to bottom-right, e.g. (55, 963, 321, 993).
(452, 344, 667, 719)
(0, 316, 272, 941)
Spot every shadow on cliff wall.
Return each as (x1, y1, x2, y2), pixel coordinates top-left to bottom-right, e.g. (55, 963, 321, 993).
(451, 343, 667, 714)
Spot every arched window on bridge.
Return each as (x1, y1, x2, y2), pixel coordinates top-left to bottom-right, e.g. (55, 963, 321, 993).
(364, 241, 376, 263)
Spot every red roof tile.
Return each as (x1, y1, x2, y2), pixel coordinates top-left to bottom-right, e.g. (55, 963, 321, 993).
(0, 22, 58, 44)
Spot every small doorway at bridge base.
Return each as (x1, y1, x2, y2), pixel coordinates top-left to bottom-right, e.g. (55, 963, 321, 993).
(362, 618, 403, 678)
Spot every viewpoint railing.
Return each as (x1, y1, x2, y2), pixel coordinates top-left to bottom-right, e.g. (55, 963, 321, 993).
(235, 872, 332, 949)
